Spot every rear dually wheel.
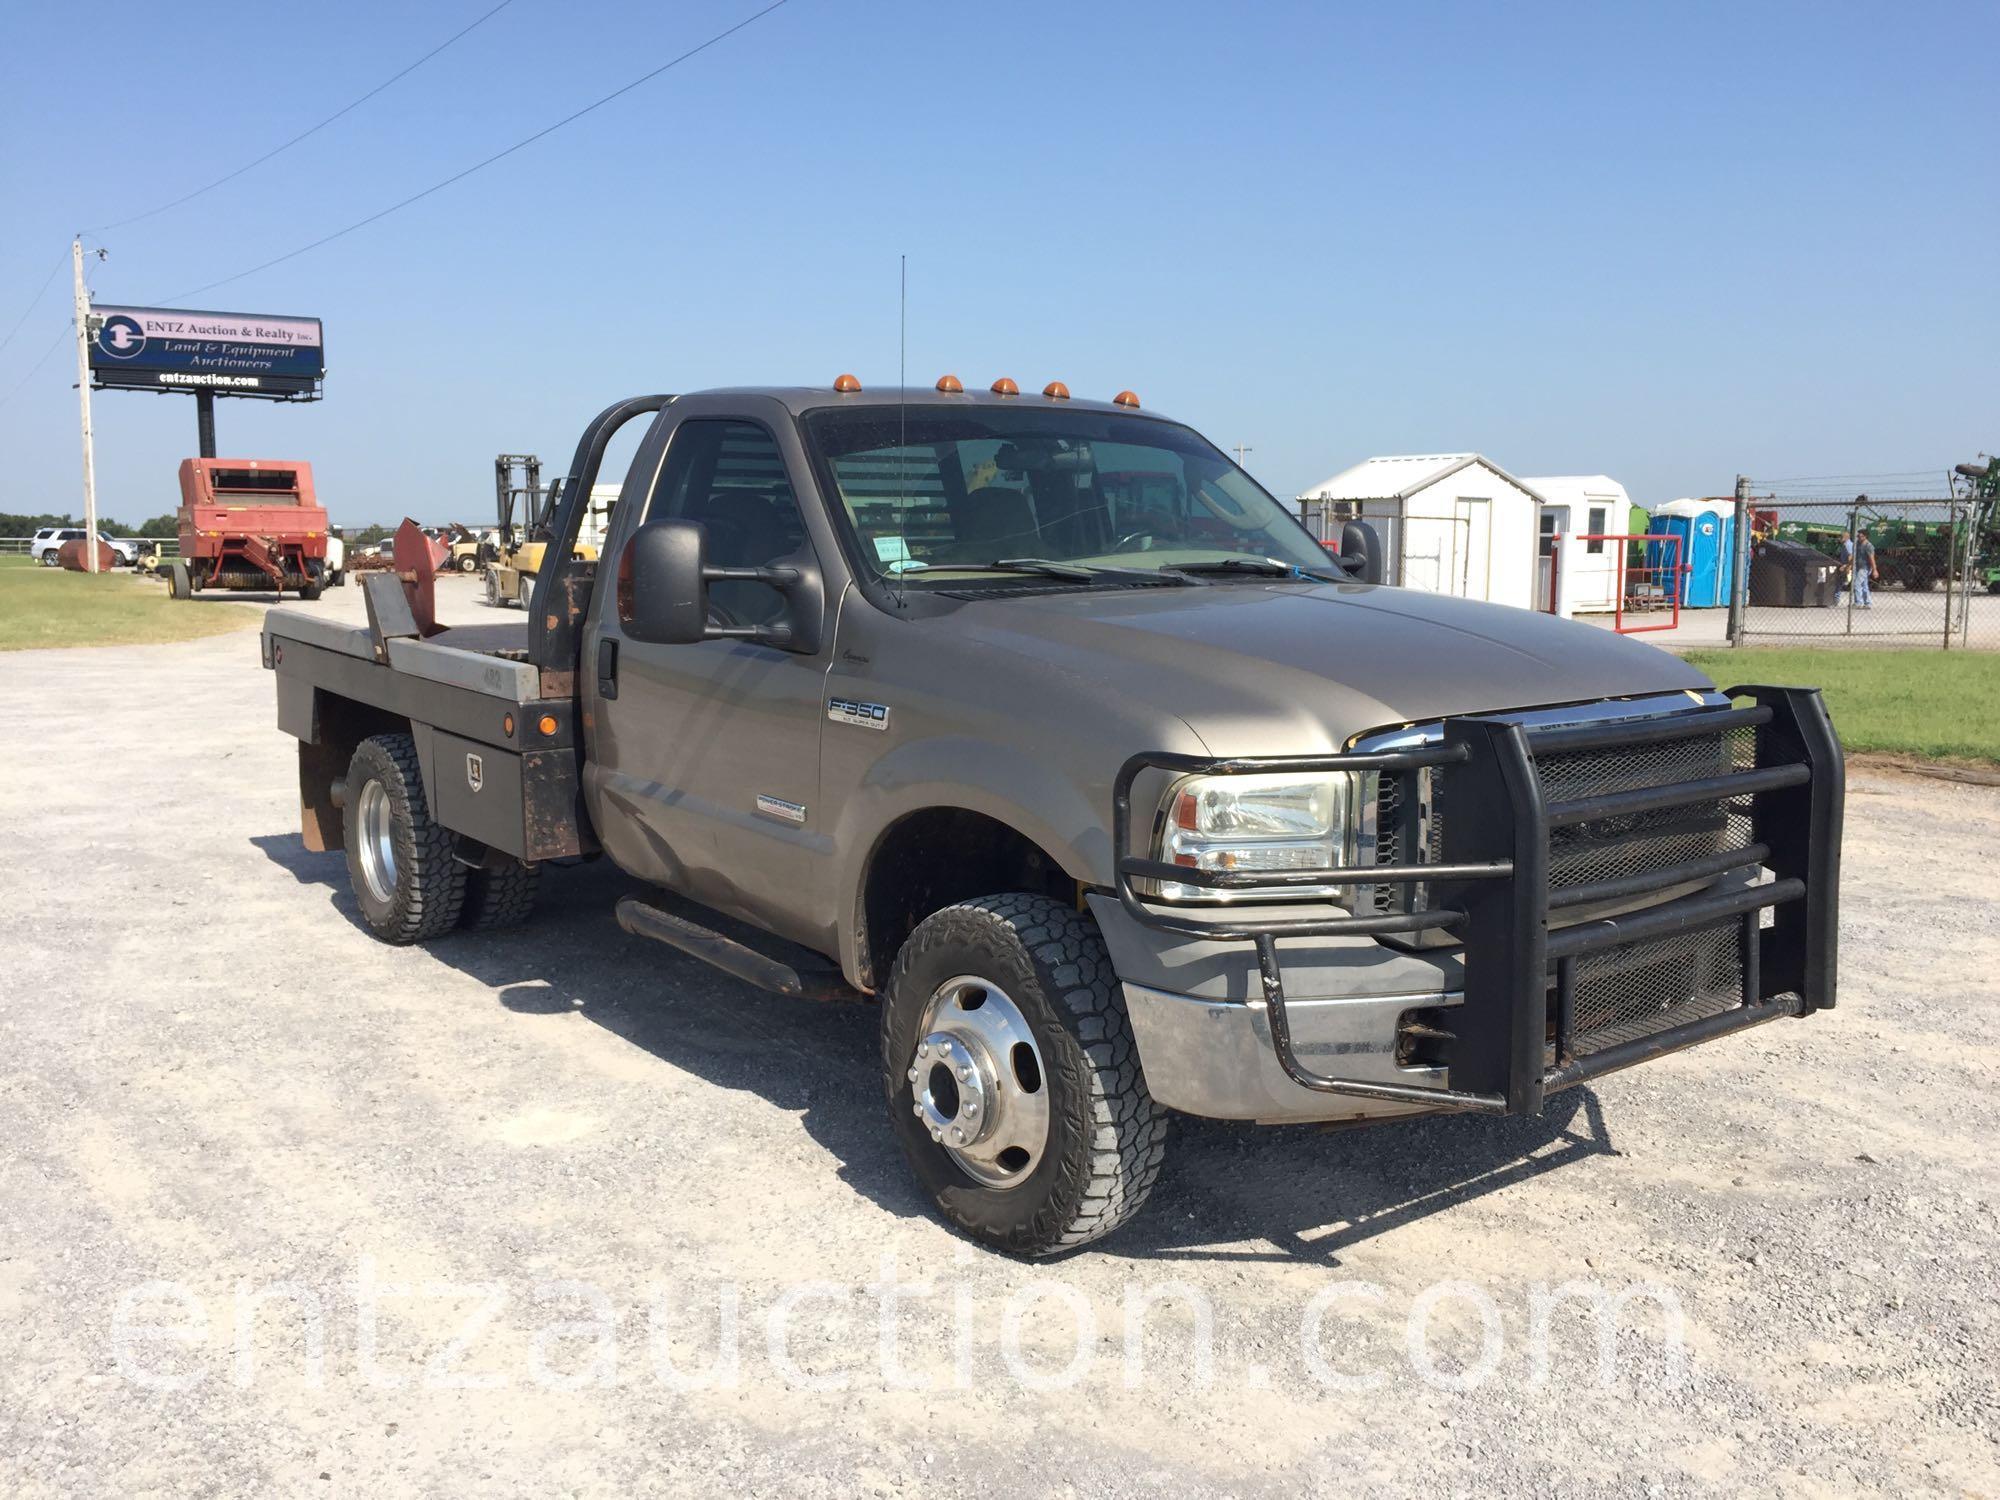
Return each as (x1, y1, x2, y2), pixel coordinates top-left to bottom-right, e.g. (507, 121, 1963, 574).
(342, 733, 465, 944)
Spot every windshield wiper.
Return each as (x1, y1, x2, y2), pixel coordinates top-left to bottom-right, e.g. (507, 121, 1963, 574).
(1163, 557, 1345, 584)
(953, 558, 1176, 584)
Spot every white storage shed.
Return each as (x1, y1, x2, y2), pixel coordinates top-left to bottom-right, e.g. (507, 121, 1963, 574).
(1297, 454, 1548, 611)
(1519, 474, 1634, 616)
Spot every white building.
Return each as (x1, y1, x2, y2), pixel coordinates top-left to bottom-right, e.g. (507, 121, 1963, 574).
(1297, 454, 1549, 611)
(579, 483, 621, 553)
(1518, 474, 1634, 616)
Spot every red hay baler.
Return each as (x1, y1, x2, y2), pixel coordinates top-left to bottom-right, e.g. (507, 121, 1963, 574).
(171, 458, 329, 601)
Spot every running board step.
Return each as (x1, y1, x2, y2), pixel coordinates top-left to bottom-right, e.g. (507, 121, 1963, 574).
(614, 896, 860, 1003)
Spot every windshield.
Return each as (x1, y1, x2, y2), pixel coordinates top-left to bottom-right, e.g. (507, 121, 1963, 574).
(801, 406, 1333, 584)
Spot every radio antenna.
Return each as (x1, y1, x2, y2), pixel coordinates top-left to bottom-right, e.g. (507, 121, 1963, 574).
(893, 253, 908, 607)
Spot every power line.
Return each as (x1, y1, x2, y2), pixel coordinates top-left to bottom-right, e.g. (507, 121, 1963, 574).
(0, 250, 69, 360)
(0, 320, 74, 414)
(85, 0, 520, 235)
(160, 0, 794, 303)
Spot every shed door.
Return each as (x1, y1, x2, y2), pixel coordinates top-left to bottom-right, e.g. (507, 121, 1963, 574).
(1537, 506, 1567, 613)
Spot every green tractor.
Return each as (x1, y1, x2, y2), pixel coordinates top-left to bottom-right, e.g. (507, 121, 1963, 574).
(1954, 457, 2000, 594)
(1771, 458, 1998, 593)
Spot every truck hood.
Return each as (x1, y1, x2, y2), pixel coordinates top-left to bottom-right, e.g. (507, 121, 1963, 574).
(952, 580, 1713, 751)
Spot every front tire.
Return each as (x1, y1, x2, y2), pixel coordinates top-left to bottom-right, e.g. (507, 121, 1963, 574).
(342, 734, 465, 944)
(457, 554, 479, 573)
(881, 894, 1167, 1257)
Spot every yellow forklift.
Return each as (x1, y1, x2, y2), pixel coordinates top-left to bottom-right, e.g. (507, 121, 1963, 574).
(482, 454, 620, 607)
(483, 454, 579, 608)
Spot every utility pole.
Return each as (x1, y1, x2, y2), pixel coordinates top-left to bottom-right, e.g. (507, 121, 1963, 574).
(70, 236, 100, 574)
(1232, 443, 1253, 469)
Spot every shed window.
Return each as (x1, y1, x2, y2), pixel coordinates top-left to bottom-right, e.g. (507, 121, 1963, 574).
(1586, 506, 1608, 554)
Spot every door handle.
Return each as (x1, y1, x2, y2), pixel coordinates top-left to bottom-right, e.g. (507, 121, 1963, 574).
(597, 638, 619, 700)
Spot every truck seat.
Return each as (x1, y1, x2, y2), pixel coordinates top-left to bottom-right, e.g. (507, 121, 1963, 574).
(944, 486, 1040, 562)
(692, 487, 804, 624)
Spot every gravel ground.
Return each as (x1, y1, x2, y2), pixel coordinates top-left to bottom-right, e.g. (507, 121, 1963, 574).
(2, 576, 1996, 1498)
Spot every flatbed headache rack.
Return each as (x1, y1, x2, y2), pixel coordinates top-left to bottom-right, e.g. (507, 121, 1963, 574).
(262, 395, 680, 867)
(1112, 686, 1842, 1117)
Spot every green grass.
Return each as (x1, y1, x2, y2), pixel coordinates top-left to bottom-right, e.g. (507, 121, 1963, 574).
(0, 561, 260, 650)
(1686, 648, 2000, 765)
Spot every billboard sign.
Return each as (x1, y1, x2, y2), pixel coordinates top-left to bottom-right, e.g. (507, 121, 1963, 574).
(88, 305, 323, 399)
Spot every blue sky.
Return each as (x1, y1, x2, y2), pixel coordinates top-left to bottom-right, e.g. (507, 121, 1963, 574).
(2, 0, 1994, 525)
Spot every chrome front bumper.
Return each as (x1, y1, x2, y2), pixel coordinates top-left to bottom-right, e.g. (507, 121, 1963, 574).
(1086, 889, 1465, 1123)
(1120, 981, 1461, 1123)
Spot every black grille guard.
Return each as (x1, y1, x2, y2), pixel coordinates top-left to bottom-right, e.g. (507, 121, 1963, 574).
(1111, 686, 1843, 1117)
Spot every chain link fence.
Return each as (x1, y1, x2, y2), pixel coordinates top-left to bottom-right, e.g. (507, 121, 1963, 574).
(1729, 492, 1998, 650)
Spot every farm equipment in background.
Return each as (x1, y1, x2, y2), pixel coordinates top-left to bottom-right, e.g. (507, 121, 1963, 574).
(132, 539, 171, 579)
(437, 523, 485, 574)
(1952, 456, 2000, 593)
(1770, 507, 1955, 591)
(1755, 459, 1999, 594)
(169, 458, 330, 601)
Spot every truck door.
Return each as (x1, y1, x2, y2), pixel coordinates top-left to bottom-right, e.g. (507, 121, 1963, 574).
(583, 413, 830, 935)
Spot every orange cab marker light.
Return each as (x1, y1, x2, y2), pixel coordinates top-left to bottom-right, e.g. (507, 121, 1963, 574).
(1113, 389, 1141, 408)
(503, 713, 516, 737)
(833, 373, 862, 393)
(990, 377, 1019, 395)
(935, 373, 963, 393)
(537, 714, 559, 737)
(1042, 380, 1070, 400)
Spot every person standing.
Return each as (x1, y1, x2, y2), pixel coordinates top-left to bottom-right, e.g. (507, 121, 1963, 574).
(1855, 528, 1877, 609)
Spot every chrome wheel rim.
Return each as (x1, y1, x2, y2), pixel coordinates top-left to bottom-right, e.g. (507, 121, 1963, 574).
(909, 975, 1049, 1189)
(356, 779, 398, 905)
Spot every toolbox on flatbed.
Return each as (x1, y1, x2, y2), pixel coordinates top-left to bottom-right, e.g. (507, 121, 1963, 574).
(262, 574, 590, 863)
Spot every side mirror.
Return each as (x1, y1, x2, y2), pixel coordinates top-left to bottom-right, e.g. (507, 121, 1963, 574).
(622, 518, 823, 652)
(623, 519, 711, 645)
(1337, 520, 1385, 584)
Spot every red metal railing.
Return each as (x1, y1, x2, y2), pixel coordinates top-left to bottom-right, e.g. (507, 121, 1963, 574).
(1578, 533, 1685, 634)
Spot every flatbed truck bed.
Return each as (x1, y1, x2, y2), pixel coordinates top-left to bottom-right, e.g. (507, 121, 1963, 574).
(264, 580, 590, 864)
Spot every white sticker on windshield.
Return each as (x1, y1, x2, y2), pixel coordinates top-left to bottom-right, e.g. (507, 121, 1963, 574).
(874, 536, 927, 572)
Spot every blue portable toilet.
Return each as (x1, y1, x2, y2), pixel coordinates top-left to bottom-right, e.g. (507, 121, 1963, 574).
(1647, 499, 1736, 607)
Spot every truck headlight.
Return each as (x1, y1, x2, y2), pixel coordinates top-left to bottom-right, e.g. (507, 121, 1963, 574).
(1154, 772, 1357, 902)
